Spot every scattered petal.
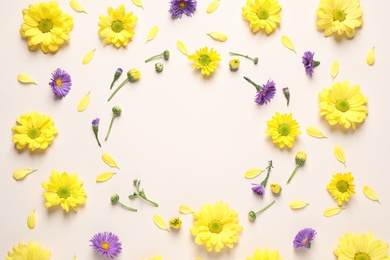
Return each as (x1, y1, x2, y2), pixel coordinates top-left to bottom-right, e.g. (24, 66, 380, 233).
(73, 255, 77, 260)
(281, 35, 296, 53)
(289, 200, 310, 209)
(207, 32, 227, 42)
(146, 26, 158, 43)
(244, 169, 264, 179)
(366, 47, 375, 66)
(331, 60, 339, 81)
(96, 172, 116, 182)
(70, 0, 87, 13)
(176, 40, 188, 56)
(102, 153, 120, 169)
(77, 91, 90, 112)
(153, 214, 169, 232)
(27, 209, 36, 229)
(179, 205, 195, 214)
(13, 168, 38, 180)
(323, 206, 345, 217)
(17, 74, 37, 85)
(334, 146, 346, 166)
(131, 0, 144, 9)
(306, 126, 327, 139)
(206, 0, 220, 14)
(363, 185, 380, 203)
(82, 48, 96, 65)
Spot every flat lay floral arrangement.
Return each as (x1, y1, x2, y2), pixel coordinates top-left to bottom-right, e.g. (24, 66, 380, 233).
(2, 0, 389, 259)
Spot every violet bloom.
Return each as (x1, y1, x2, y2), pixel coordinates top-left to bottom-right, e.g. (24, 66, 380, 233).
(302, 51, 320, 77)
(255, 79, 276, 105)
(90, 232, 122, 258)
(282, 87, 290, 106)
(169, 0, 197, 19)
(92, 118, 101, 147)
(49, 68, 71, 98)
(252, 184, 265, 196)
(293, 228, 317, 248)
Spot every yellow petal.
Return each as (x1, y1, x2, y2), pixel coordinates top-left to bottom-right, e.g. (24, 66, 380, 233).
(17, 74, 37, 85)
(334, 146, 346, 167)
(146, 26, 158, 43)
(179, 205, 195, 214)
(331, 60, 339, 81)
(13, 168, 38, 180)
(207, 32, 227, 42)
(70, 0, 87, 13)
(73, 255, 77, 260)
(27, 209, 36, 229)
(206, 0, 220, 14)
(102, 153, 120, 169)
(244, 169, 264, 179)
(176, 40, 188, 56)
(306, 126, 327, 139)
(289, 200, 309, 209)
(153, 214, 169, 232)
(77, 91, 90, 112)
(131, 0, 144, 9)
(366, 47, 375, 66)
(323, 206, 345, 217)
(96, 172, 116, 182)
(281, 35, 296, 53)
(82, 48, 95, 65)
(195, 258, 205, 260)
(363, 185, 380, 203)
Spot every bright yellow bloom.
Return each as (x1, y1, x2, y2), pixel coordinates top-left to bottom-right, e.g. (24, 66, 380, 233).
(188, 47, 221, 76)
(169, 217, 182, 229)
(247, 248, 284, 260)
(190, 202, 243, 252)
(242, 0, 282, 35)
(334, 233, 390, 260)
(12, 112, 58, 151)
(98, 5, 138, 48)
(265, 112, 301, 149)
(42, 170, 87, 212)
(316, 0, 363, 38)
(327, 172, 355, 206)
(20, 2, 74, 53)
(6, 242, 50, 260)
(318, 80, 368, 130)
(270, 184, 281, 194)
(127, 68, 141, 81)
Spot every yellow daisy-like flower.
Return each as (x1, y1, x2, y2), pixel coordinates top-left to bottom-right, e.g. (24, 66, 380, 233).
(334, 233, 390, 260)
(265, 112, 302, 149)
(188, 47, 221, 76)
(327, 172, 355, 206)
(6, 242, 50, 260)
(316, 0, 363, 38)
(190, 202, 243, 252)
(247, 248, 284, 260)
(12, 111, 58, 151)
(20, 2, 74, 53)
(98, 5, 138, 48)
(42, 170, 87, 212)
(242, 0, 282, 35)
(318, 80, 368, 130)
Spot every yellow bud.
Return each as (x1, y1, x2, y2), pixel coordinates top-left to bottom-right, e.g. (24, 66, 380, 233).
(270, 184, 282, 194)
(127, 69, 141, 81)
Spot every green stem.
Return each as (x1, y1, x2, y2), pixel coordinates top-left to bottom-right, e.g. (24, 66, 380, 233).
(141, 196, 159, 207)
(108, 78, 129, 101)
(105, 116, 116, 141)
(229, 52, 258, 64)
(116, 201, 137, 212)
(260, 160, 273, 187)
(255, 200, 275, 215)
(145, 53, 162, 63)
(244, 76, 262, 91)
(287, 165, 300, 184)
(93, 132, 101, 147)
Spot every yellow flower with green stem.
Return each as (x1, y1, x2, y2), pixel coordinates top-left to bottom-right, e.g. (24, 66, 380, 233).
(6, 242, 50, 260)
(188, 47, 221, 76)
(246, 248, 283, 260)
(266, 112, 301, 148)
(327, 172, 355, 206)
(242, 0, 282, 35)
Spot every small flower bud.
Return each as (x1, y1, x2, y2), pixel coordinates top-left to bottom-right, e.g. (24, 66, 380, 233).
(248, 211, 257, 221)
(169, 217, 182, 229)
(229, 59, 240, 71)
(270, 184, 282, 195)
(283, 87, 290, 106)
(295, 151, 307, 166)
(163, 50, 170, 60)
(127, 69, 141, 82)
(111, 194, 120, 203)
(112, 106, 122, 116)
(253, 57, 259, 65)
(155, 62, 164, 72)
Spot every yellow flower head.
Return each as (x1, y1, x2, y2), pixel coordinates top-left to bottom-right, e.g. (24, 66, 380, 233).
(334, 233, 390, 259)
(42, 170, 87, 212)
(169, 217, 182, 229)
(190, 202, 243, 252)
(295, 151, 307, 166)
(242, 0, 282, 35)
(316, 0, 363, 38)
(188, 47, 221, 76)
(247, 248, 284, 260)
(319, 80, 368, 130)
(270, 184, 282, 195)
(327, 172, 355, 206)
(20, 2, 74, 53)
(6, 242, 50, 260)
(12, 111, 58, 151)
(265, 112, 302, 149)
(98, 5, 138, 48)
(127, 68, 141, 81)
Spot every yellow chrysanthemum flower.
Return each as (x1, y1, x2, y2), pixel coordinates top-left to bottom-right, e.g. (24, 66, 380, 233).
(42, 170, 87, 212)
(327, 172, 355, 206)
(242, 0, 282, 35)
(316, 0, 363, 38)
(20, 2, 74, 53)
(6, 242, 50, 260)
(98, 5, 138, 48)
(188, 47, 221, 76)
(190, 202, 243, 252)
(247, 248, 284, 260)
(319, 80, 368, 130)
(334, 233, 390, 260)
(12, 111, 58, 151)
(265, 112, 302, 149)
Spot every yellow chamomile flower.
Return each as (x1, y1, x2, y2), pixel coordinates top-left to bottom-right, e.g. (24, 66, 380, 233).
(266, 112, 302, 149)
(188, 47, 221, 76)
(169, 217, 182, 229)
(318, 80, 368, 130)
(190, 202, 243, 252)
(42, 170, 87, 212)
(334, 233, 390, 259)
(270, 184, 282, 195)
(98, 5, 138, 48)
(246, 248, 283, 260)
(316, 0, 363, 38)
(327, 172, 355, 206)
(12, 111, 58, 151)
(242, 0, 282, 35)
(20, 2, 74, 53)
(6, 242, 50, 260)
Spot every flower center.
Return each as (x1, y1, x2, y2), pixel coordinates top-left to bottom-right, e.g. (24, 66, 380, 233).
(257, 8, 269, 19)
(333, 10, 346, 22)
(336, 180, 349, 193)
(208, 220, 222, 234)
(111, 20, 124, 33)
(199, 55, 211, 66)
(278, 124, 291, 136)
(27, 127, 41, 139)
(57, 187, 71, 199)
(55, 78, 63, 87)
(101, 242, 110, 251)
(179, 1, 186, 9)
(302, 237, 308, 244)
(38, 19, 53, 33)
(336, 99, 350, 112)
(355, 253, 370, 260)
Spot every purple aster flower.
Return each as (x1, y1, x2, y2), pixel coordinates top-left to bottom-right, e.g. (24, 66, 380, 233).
(302, 51, 320, 77)
(251, 183, 265, 196)
(90, 232, 122, 258)
(293, 228, 317, 249)
(255, 79, 276, 105)
(169, 0, 197, 19)
(92, 118, 101, 147)
(49, 68, 71, 98)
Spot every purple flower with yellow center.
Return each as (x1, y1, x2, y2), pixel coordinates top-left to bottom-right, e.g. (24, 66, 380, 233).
(169, 0, 197, 19)
(293, 228, 317, 249)
(244, 77, 276, 105)
(49, 68, 71, 98)
(302, 51, 320, 77)
(90, 232, 122, 258)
